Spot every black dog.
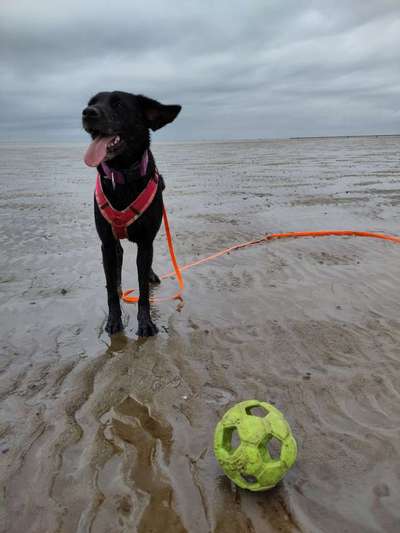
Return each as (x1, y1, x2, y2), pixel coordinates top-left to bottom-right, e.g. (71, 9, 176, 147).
(82, 91, 181, 336)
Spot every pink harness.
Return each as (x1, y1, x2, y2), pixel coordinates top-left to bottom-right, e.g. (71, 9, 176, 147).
(95, 151, 159, 240)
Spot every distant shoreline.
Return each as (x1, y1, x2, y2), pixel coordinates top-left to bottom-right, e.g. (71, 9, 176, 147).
(289, 133, 400, 140)
(0, 133, 399, 145)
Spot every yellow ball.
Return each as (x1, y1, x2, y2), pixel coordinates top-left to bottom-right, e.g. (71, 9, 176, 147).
(214, 400, 297, 491)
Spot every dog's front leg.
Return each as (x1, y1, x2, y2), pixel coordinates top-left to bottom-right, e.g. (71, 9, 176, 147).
(116, 240, 123, 295)
(101, 241, 123, 334)
(136, 242, 158, 337)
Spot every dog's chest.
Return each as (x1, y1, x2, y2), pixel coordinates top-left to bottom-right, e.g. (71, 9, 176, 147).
(101, 178, 148, 211)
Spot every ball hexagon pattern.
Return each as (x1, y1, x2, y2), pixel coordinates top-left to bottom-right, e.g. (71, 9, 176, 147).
(214, 400, 297, 491)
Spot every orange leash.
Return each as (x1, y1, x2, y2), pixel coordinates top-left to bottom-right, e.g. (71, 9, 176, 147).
(122, 206, 184, 303)
(122, 208, 400, 304)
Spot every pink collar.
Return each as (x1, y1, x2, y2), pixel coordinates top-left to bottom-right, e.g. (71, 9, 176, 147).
(100, 150, 149, 185)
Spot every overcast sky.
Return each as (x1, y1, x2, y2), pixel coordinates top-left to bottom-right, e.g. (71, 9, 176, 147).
(1, 0, 399, 141)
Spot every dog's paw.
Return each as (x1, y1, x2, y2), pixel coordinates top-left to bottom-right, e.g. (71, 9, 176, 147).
(105, 314, 124, 335)
(136, 318, 158, 337)
(148, 268, 161, 284)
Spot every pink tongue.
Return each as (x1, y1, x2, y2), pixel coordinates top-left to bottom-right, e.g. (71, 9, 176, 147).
(84, 135, 115, 167)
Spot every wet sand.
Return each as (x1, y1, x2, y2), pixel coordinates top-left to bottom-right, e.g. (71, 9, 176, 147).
(1, 136, 400, 532)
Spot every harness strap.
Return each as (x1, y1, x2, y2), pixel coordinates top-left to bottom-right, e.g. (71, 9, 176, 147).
(95, 170, 159, 239)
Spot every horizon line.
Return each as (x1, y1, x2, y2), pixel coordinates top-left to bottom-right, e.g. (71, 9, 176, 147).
(0, 133, 399, 145)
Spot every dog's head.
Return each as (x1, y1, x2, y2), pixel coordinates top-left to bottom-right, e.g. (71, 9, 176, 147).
(82, 91, 181, 167)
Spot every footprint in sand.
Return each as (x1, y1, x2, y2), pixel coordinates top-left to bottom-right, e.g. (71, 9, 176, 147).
(103, 396, 186, 533)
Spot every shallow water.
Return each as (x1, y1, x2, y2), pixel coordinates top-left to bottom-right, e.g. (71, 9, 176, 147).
(1, 136, 400, 532)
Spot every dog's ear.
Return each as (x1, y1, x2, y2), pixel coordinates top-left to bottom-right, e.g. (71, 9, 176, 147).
(137, 95, 181, 131)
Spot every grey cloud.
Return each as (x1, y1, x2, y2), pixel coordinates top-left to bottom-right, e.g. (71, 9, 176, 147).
(1, 0, 399, 140)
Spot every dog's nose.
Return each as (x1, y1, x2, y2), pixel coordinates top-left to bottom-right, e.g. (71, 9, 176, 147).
(82, 106, 100, 118)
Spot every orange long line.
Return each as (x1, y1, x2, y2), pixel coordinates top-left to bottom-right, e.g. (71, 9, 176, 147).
(122, 207, 184, 303)
(122, 209, 400, 304)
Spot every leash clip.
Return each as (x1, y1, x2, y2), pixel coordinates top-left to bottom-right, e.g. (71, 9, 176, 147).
(111, 171, 116, 190)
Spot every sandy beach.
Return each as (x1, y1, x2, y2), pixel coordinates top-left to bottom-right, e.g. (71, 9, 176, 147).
(1, 136, 400, 532)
